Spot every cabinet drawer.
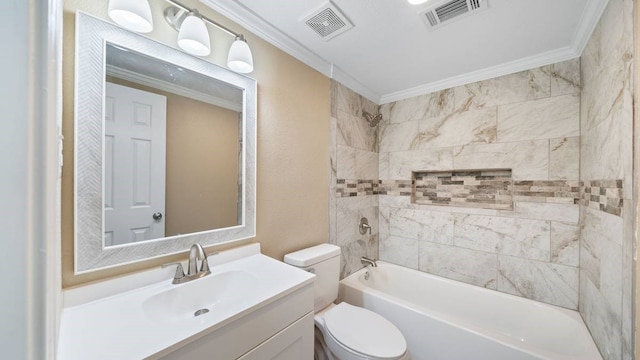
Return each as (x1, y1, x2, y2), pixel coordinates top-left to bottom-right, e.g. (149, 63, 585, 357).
(157, 285, 314, 360)
(238, 312, 314, 360)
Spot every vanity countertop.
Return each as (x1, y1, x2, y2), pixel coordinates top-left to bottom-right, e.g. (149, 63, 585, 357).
(57, 245, 314, 360)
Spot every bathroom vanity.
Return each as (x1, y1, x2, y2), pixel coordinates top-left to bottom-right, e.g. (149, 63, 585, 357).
(57, 244, 315, 359)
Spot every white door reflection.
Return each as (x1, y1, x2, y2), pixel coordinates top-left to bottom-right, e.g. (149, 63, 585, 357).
(104, 82, 167, 246)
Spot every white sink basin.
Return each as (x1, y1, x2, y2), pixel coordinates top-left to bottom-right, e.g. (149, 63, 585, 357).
(142, 270, 260, 323)
(57, 244, 315, 360)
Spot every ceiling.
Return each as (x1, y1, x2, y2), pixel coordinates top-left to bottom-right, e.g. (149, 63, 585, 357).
(201, 0, 608, 104)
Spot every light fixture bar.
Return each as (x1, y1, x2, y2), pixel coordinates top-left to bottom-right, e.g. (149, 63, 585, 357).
(165, 0, 237, 37)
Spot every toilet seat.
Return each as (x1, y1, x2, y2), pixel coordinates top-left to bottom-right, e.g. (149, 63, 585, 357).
(322, 303, 406, 360)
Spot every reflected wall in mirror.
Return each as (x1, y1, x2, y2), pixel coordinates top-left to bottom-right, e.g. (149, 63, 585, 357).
(104, 43, 243, 247)
(75, 12, 256, 273)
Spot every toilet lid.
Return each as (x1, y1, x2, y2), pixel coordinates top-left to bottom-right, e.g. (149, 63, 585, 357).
(324, 303, 406, 359)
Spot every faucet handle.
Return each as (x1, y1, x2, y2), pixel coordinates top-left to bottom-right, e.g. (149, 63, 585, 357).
(200, 252, 218, 273)
(162, 262, 185, 281)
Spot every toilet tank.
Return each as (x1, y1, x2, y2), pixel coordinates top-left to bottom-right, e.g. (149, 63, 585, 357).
(284, 244, 341, 312)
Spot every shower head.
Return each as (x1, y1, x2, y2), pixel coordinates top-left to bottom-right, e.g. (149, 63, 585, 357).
(363, 111, 383, 127)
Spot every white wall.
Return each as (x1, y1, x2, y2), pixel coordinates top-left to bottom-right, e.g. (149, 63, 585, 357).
(0, 1, 62, 359)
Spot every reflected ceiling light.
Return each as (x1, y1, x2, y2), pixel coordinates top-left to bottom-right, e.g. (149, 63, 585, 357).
(108, 0, 154, 33)
(177, 11, 211, 56)
(407, 0, 430, 4)
(227, 35, 254, 74)
(163, 0, 255, 73)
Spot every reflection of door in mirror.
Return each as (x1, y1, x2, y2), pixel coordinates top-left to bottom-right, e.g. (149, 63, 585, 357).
(104, 82, 167, 246)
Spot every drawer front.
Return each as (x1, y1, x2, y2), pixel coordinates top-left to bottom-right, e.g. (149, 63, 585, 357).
(157, 285, 314, 360)
(238, 312, 314, 360)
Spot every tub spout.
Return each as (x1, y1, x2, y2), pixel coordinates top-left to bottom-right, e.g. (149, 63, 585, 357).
(361, 257, 377, 267)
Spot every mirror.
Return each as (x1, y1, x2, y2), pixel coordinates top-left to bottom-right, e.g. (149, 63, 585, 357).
(74, 12, 256, 273)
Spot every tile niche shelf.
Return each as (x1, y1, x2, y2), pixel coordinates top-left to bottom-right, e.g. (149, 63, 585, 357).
(412, 169, 514, 210)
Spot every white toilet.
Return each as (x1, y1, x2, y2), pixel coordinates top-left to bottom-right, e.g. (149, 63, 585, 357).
(284, 244, 407, 360)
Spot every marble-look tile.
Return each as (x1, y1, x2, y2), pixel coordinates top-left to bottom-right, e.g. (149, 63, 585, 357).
(415, 108, 497, 149)
(549, 137, 580, 180)
(580, 273, 622, 360)
(389, 148, 453, 180)
(330, 80, 339, 118)
(453, 140, 549, 180)
(419, 242, 498, 289)
(340, 235, 379, 279)
(378, 152, 390, 181)
(379, 195, 579, 224)
(550, 222, 579, 266)
(454, 66, 551, 111)
(380, 89, 455, 124)
(497, 255, 578, 309)
(581, 113, 633, 200)
(621, 200, 634, 360)
(378, 120, 419, 152)
(551, 58, 581, 96)
(335, 81, 379, 119)
(379, 235, 419, 270)
(453, 214, 550, 261)
(329, 117, 337, 246)
(580, 206, 623, 316)
(336, 196, 378, 247)
(379, 206, 390, 237)
(355, 149, 378, 180)
(389, 208, 454, 244)
(336, 145, 356, 179)
(513, 202, 579, 224)
(497, 94, 579, 142)
(337, 113, 378, 152)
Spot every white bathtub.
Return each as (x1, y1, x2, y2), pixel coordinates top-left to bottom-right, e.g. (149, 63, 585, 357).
(339, 262, 602, 360)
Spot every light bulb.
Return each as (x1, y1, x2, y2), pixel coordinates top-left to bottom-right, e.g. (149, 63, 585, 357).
(178, 12, 211, 56)
(108, 0, 153, 33)
(227, 35, 254, 74)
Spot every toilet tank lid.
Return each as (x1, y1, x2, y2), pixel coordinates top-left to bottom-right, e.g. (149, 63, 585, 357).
(284, 244, 341, 267)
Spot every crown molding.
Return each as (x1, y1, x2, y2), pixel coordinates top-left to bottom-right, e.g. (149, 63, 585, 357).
(200, 0, 608, 106)
(199, 0, 332, 77)
(380, 46, 580, 104)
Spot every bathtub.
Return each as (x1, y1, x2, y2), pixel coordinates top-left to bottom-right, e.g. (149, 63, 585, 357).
(339, 262, 602, 360)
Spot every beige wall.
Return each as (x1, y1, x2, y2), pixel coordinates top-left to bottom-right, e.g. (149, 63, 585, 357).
(63, 0, 330, 287)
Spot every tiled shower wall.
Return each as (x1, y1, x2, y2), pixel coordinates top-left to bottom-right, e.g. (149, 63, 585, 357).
(329, 81, 380, 278)
(376, 59, 582, 310)
(579, 0, 634, 358)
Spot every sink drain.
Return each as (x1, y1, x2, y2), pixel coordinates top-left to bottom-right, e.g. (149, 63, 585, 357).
(194, 308, 209, 317)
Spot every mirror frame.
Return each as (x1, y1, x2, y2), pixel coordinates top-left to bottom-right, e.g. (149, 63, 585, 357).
(74, 12, 256, 273)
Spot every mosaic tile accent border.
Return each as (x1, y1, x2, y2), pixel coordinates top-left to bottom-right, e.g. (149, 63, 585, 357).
(580, 180, 624, 217)
(336, 179, 379, 197)
(513, 180, 580, 205)
(336, 176, 583, 210)
(412, 170, 513, 210)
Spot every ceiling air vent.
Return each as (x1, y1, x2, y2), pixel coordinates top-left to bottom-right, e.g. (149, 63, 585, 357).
(420, 0, 488, 31)
(302, 2, 353, 41)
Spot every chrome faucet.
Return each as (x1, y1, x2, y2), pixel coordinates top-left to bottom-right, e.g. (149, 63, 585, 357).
(361, 257, 377, 267)
(162, 243, 213, 284)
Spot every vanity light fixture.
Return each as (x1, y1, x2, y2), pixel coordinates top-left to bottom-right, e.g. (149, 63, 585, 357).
(177, 10, 211, 56)
(227, 35, 254, 73)
(164, 0, 255, 73)
(108, 0, 154, 33)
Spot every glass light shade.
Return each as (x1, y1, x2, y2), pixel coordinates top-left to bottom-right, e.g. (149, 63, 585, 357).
(407, 0, 429, 4)
(108, 0, 153, 33)
(178, 13, 211, 56)
(227, 36, 254, 74)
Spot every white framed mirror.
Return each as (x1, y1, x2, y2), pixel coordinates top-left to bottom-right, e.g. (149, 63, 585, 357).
(74, 12, 256, 273)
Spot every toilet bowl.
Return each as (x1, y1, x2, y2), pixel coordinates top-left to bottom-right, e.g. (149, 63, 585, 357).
(284, 244, 407, 360)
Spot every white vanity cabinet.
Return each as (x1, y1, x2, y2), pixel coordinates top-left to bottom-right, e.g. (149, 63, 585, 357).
(158, 285, 314, 360)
